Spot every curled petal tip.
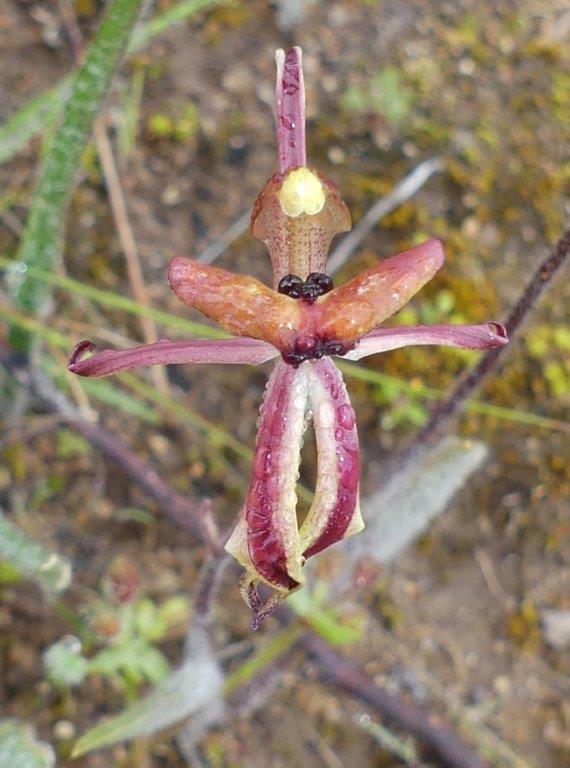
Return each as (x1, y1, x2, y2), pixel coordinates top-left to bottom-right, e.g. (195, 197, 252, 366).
(68, 340, 96, 372)
(345, 322, 510, 360)
(167, 256, 189, 291)
(486, 321, 509, 343)
(68, 337, 279, 377)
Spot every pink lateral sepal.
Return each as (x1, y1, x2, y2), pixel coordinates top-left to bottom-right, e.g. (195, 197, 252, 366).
(344, 321, 508, 360)
(225, 360, 309, 594)
(68, 337, 279, 377)
(300, 358, 363, 558)
(275, 47, 306, 173)
(318, 239, 445, 344)
(251, 169, 351, 286)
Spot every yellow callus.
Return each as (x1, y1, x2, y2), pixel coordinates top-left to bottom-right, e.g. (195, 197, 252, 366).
(277, 168, 326, 218)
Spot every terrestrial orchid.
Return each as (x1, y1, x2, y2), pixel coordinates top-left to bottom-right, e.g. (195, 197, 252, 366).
(69, 48, 507, 615)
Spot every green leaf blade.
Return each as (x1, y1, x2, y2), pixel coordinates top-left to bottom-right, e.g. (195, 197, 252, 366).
(0, 509, 71, 594)
(9, 0, 146, 351)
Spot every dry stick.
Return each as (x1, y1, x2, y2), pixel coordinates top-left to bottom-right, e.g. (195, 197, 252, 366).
(94, 120, 170, 394)
(303, 634, 488, 768)
(0, 209, 24, 238)
(1, 350, 217, 548)
(398, 228, 570, 465)
(327, 157, 444, 275)
(56, 0, 84, 61)
(197, 209, 252, 265)
(57, 0, 169, 395)
(192, 550, 231, 621)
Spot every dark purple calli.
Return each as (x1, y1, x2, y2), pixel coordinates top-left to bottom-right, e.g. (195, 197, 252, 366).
(69, 47, 508, 614)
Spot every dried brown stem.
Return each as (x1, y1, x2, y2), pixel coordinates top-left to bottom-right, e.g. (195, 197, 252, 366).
(400, 229, 569, 459)
(303, 634, 489, 768)
(93, 120, 169, 397)
(2, 351, 217, 549)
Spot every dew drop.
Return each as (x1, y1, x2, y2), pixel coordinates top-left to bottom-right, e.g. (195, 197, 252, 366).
(337, 404, 355, 429)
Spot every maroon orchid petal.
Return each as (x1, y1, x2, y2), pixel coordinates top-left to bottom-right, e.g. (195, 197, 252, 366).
(225, 360, 309, 593)
(275, 47, 306, 173)
(343, 322, 508, 360)
(300, 358, 363, 559)
(68, 337, 279, 377)
(317, 239, 445, 344)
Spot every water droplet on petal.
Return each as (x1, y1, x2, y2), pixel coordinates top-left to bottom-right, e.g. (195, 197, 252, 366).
(337, 404, 355, 429)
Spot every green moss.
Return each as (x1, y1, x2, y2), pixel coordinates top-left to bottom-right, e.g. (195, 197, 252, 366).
(146, 103, 200, 142)
(341, 68, 413, 125)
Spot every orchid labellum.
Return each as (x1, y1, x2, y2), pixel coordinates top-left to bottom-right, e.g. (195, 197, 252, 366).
(69, 48, 508, 616)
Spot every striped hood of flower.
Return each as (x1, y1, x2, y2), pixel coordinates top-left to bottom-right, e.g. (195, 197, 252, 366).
(69, 48, 508, 620)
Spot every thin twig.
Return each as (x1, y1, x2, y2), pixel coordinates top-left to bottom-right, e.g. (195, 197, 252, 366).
(399, 229, 569, 460)
(0, 209, 24, 238)
(327, 157, 444, 275)
(93, 120, 170, 394)
(197, 209, 251, 265)
(474, 549, 516, 612)
(56, 0, 84, 61)
(303, 633, 489, 768)
(1, 350, 217, 548)
(192, 550, 232, 623)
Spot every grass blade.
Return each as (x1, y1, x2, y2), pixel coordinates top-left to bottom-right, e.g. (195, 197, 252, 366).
(0, 1, 227, 169)
(8, 0, 146, 351)
(0, 256, 226, 339)
(128, 0, 228, 53)
(0, 82, 71, 166)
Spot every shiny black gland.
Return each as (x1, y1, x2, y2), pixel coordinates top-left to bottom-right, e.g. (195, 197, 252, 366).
(277, 274, 304, 299)
(277, 272, 334, 303)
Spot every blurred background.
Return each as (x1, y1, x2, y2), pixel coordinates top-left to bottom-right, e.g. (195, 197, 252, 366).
(0, 1, 568, 766)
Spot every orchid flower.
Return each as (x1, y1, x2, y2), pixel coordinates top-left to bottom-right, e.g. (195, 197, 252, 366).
(69, 48, 508, 615)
